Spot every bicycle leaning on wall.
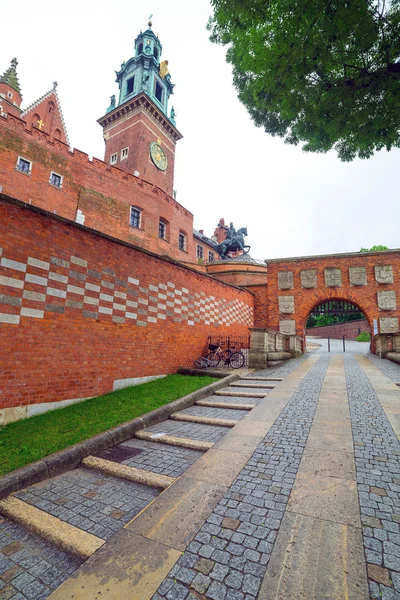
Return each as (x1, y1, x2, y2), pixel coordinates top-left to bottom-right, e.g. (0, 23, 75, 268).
(193, 343, 245, 370)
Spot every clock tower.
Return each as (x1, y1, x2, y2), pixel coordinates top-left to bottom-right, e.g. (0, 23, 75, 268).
(98, 20, 182, 197)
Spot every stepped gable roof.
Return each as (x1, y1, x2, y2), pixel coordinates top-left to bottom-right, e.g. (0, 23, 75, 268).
(21, 81, 70, 145)
(0, 58, 21, 95)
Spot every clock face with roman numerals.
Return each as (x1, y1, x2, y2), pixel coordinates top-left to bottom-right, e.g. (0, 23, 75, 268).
(149, 142, 168, 171)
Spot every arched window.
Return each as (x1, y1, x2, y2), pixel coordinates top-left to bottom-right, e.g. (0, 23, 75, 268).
(48, 101, 55, 114)
(159, 218, 169, 241)
(54, 128, 62, 140)
(130, 206, 142, 229)
(138, 43, 143, 55)
(32, 113, 41, 129)
(178, 230, 187, 252)
(154, 47, 159, 60)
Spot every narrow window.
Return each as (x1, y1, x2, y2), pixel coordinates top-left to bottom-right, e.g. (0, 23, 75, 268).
(16, 156, 32, 174)
(121, 147, 129, 160)
(130, 207, 141, 228)
(7, 91, 12, 99)
(126, 76, 135, 95)
(155, 81, 163, 104)
(159, 220, 166, 239)
(208, 251, 215, 262)
(138, 43, 143, 55)
(49, 171, 63, 188)
(154, 47, 159, 60)
(196, 245, 204, 259)
(179, 232, 187, 251)
(110, 153, 118, 165)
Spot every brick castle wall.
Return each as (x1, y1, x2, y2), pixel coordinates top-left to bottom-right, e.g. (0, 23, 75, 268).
(266, 253, 400, 338)
(0, 114, 195, 262)
(306, 319, 370, 339)
(0, 195, 253, 410)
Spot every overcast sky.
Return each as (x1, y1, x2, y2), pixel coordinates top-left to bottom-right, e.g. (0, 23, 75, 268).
(3, 0, 399, 260)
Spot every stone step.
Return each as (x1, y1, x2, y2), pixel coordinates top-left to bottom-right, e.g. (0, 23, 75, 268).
(0, 496, 104, 560)
(214, 389, 267, 398)
(230, 382, 275, 389)
(196, 400, 256, 411)
(241, 376, 283, 382)
(82, 456, 175, 490)
(169, 413, 238, 428)
(135, 430, 213, 452)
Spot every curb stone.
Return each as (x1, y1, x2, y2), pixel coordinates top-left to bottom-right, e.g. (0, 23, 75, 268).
(0, 372, 241, 499)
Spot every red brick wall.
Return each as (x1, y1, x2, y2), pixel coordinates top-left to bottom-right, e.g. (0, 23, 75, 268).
(266, 253, 400, 337)
(306, 319, 370, 339)
(0, 195, 253, 409)
(0, 114, 195, 262)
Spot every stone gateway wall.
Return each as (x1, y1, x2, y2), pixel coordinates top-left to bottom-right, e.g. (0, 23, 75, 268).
(0, 195, 253, 417)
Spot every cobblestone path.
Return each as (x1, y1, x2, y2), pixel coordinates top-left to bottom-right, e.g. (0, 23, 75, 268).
(152, 355, 330, 600)
(346, 355, 400, 600)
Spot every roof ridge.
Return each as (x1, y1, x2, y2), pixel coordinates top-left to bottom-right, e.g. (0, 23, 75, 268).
(21, 82, 70, 146)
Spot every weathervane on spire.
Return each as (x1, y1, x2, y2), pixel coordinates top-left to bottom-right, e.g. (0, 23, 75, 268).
(148, 14, 153, 28)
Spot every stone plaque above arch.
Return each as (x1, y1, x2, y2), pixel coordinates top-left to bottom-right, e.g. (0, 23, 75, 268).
(349, 266, 367, 286)
(279, 319, 296, 335)
(375, 265, 394, 284)
(278, 296, 295, 314)
(278, 271, 293, 290)
(377, 290, 397, 311)
(324, 267, 342, 287)
(300, 269, 317, 289)
(380, 317, 399, 333)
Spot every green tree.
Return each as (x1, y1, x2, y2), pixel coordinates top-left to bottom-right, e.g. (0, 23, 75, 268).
(360, 245, 389, 252)
(208, 0, 400, 161)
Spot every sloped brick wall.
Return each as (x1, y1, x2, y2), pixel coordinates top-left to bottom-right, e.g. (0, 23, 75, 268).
(306, 319, 370, 339)
(0, 195, 253, 410)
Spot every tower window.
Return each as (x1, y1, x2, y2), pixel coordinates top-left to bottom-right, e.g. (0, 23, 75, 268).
(16, 156, 32, 175)
(7, 91, 12, 99)
(159, 218, 169, 240)
(196, 245, 204, 259)
(154, 47, 159, 60)
(110, 153, 118, 164)
(155, 81, 163, 104)
(49, 171, 63, 188)
(126, 76, 135, 96)
(130, 207, 142, 229)
(121, 147, 129, 160)
(138, 43, 143, 55)
(179, 231, 187, 252)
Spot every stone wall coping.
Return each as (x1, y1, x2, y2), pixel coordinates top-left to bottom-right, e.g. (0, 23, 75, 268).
(265, 248, 400, 264)
(0, 193, 253, 298)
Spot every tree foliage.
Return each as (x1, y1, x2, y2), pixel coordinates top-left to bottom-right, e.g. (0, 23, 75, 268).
(360, 244, 389, 251)
(208, 0, 400, 161)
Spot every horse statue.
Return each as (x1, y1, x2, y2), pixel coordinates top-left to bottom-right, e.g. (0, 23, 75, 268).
(217, 226, 250, 259)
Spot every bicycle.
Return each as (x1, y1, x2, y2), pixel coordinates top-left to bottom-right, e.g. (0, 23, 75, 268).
(206, 343, 245, 369)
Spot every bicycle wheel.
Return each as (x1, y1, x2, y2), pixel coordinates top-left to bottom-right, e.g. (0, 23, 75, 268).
(207, 352, 221, 367)
(229, 352, 245, 369)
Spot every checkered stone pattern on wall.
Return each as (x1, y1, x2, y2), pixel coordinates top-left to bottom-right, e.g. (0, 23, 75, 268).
(0, 248, 253, 328)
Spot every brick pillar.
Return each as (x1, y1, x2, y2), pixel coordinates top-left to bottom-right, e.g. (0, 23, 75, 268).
(248, 328, 269, 369)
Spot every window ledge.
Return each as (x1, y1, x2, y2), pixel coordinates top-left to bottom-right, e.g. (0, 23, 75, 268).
(15, 168, 31, 176)
(49, 183, 63, 190)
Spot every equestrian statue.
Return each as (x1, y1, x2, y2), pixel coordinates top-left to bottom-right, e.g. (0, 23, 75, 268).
(217, 222, 250, 259)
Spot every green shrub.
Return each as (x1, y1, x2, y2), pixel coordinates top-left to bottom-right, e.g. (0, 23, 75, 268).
(356, 331, 370, 342)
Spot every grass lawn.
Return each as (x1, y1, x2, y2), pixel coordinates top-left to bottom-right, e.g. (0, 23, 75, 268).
(0, 374, 218, 477)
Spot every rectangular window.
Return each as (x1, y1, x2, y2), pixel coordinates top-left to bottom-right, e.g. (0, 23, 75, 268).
(155, 81, 163, 104)
(208, 251, 215, 262)
(110, 153, 118, 165)
(16, 156, 32, 174)
(159, 220, 166, 239)
(121, 147, 129, 160)
(7, 91, 12, 99)
(126, 76, 135, 95)
(130, 207, 141, 228)
(179, 232, 186, 251)
(49, 171, 63, 188)
(196, 245, 204, 259)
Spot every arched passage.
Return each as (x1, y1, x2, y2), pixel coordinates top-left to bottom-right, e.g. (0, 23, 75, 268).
(305, 297, 371, 340)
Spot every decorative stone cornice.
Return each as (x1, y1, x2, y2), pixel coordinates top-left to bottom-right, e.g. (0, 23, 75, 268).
(97, 92, 182, 143)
